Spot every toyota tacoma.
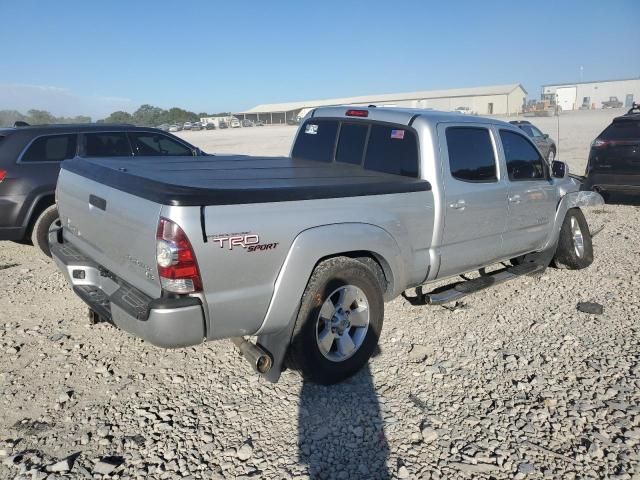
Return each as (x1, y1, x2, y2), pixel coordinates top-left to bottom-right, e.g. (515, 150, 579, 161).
(50, 107, 603, 385)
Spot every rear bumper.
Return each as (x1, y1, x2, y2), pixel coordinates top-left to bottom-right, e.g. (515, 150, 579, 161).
(590, 184, 640, 194)
(49, 228, 206, 348)
(0, 226, 26, 241)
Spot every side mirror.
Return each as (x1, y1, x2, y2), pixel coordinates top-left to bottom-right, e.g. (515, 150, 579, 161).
(551, 160, 568, 178)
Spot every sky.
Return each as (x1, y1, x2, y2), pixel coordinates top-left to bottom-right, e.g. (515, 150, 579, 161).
(1, 0, 638, 119)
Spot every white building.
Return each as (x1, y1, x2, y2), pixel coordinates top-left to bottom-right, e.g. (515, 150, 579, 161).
(236, 84, 527, 124)
(199, 115, 237, 127)
(542, 78, 640, 111)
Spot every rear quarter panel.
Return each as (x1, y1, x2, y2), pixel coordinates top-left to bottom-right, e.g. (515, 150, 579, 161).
(163, 190, 434, 339)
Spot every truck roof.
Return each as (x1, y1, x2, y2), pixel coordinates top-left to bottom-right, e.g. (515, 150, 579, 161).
(311, 106, 506, 127)
(62, 155, 431, 206)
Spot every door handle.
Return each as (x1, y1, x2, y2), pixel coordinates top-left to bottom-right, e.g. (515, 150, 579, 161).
(508, 195, 521, 204)
(448, 200, 466, 210)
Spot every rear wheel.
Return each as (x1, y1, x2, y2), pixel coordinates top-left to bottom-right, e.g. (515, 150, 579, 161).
(286, 257, 384, 385)
(30, 205, 60, 257)
(552, 208, 593, 269)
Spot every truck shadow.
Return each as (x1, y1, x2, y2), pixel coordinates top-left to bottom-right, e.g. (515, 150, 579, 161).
(298, 362, 390, 479)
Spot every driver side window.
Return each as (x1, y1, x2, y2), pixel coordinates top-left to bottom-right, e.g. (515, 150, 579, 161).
(128, 132, 193, 156)
(500, 130, 546, 181)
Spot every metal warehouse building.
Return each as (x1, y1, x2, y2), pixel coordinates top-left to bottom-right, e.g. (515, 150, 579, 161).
(236, 84, 527, 124)
(542, 78, 640, 111)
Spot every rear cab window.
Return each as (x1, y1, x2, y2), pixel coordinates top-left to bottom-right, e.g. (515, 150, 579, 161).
(599, 120, 640, 140)
(292, 119, 419, 177)
(83, 132, 132, 157)
(21, 134, 77, 162)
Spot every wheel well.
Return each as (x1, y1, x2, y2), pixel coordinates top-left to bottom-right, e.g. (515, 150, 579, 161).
(315, 251, 394, 299)
(25, 195, 55, 236)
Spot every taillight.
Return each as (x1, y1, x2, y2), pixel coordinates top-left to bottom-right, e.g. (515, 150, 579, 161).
(156, 217, 202, 294)
(345, 109, 369, 117)
(591, 138, 609, 148)
(0, 170, 6, 183)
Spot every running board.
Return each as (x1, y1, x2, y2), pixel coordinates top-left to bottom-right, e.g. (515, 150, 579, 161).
(425, 263, 544, 305)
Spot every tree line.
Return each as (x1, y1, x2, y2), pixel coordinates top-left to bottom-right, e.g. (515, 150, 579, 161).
(0, 105, 231, 128)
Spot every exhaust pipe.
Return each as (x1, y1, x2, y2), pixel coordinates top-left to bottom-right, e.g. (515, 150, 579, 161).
(231, 337, 273, 374)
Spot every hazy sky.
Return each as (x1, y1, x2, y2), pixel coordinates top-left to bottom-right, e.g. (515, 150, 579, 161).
(1, 0, 638, 119)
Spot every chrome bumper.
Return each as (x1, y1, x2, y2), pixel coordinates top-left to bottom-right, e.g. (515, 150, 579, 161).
(49, 228, 206, 348)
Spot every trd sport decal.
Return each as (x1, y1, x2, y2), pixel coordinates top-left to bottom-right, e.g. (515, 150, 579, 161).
(208, 232, 278, 252)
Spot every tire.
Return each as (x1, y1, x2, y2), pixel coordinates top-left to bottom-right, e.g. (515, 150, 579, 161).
(547, 148, 556, 163)
(552, 208, 593, 270)
(286, 256, 384, 385)
(30, 205, 60, 257)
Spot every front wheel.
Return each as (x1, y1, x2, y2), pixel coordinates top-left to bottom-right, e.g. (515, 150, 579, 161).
(286, 257, 384, 385)
(547, 148, 556, 163)
(552, 208, 593, 269)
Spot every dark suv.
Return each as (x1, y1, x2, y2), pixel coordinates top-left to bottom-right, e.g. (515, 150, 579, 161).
(0, 124, 205, 256)
(509, 120, 557, 162)
(584, 104, 640, 200)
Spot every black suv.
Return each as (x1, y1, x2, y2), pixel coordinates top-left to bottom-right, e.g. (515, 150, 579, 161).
(0, 124, 205, 256)
(509, 121, 557, 162)
(585, 104, 640, 201)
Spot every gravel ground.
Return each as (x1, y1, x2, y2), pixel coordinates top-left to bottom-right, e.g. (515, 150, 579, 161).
(1, 108, 639, 479)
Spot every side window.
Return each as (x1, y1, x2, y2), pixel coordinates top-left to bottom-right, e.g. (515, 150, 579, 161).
(530, 126, 544, 138)
(519, 125, 534, 137)
(364, 125, 418, 177)
(445, 127, 497, 182)
(84, 132, 132, 157)
(335, 123, 368, 165)
(291, 120, 339, 162)
(129, 132, 193, 156)
(500, 130, 546, 181)
(21, 134, 77, 162)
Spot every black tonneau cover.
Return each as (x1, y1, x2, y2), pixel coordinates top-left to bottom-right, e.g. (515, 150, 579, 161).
(62, 155, 431, 206)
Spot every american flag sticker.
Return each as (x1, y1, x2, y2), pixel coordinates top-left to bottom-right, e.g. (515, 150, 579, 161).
(305, 124, 318, 135)
(390, 129, 405, 140)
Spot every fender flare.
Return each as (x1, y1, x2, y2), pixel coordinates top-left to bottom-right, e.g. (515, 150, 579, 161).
(255, 222, 405, 336)
(543, 190, 604, 250)
(255, 222, 405, 383)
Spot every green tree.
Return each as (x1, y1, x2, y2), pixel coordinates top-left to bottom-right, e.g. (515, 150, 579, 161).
(26, 109, 57, 125)
(103, 111, 134, 124)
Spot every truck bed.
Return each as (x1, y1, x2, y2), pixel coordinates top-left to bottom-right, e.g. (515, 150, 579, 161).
(62, 155, 431, 206)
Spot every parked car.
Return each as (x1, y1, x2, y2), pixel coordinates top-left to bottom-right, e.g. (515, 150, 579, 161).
(50, 106, 602, 386)
(241, 119, 254, 127)
(190, 122, 202, 131)
(168, 124, 180, 132)
(255, 120, 265, 127)
(183, 122, 193, 130)
(453, 106, 473, 115)
(509, 120, 557, 161)
(230, 119, 241, 128)
(156, 124, 170, 132)
(602, 96, 623, 109)
(218, 121, 228, 129)
(204, 122, 216, 130)
(584, 105, 640, 200)
(0, 124, 206, 256)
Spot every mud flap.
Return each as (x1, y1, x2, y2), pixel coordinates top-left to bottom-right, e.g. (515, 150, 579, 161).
(256, 314, 298, 383)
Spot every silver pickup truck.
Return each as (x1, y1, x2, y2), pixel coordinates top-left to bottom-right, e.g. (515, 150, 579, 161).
(50, 107, 603, 385)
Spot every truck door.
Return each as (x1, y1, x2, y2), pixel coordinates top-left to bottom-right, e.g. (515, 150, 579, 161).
(498, 129, 557, 256)
(436, 124, 509, 278)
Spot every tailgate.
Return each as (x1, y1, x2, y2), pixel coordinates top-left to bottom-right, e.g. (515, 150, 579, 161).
(56, 169, 162, 298)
